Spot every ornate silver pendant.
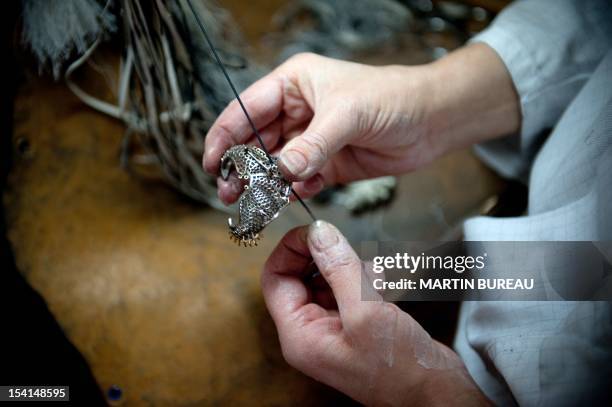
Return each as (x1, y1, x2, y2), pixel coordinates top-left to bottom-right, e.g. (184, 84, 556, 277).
(220, 145, 291, 246)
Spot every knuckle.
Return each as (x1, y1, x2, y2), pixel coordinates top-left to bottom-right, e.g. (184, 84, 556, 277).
(350, 302, 400, 334)
(302, 131, 330, 163)
(320, 257, 360, 293)
(372, 302, 401, 323)
(324, 255, 360, 274)
(288, 52, 318, 65)
(374, 304, 400, 328)
(346, 309, 371, 333)
(215, 119, 239, 143)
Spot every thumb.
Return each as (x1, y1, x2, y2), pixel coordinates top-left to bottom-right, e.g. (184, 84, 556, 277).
(307, 220, 363, 314)
(279, 107, 355, 181)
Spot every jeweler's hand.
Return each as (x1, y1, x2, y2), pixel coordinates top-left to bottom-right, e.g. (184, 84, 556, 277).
(203, 45, 519, 205)
(262, 220, 490, 406)
(203, 52, 431, 204)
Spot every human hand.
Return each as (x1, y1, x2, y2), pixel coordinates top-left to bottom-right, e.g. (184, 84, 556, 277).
(203, 52, 437, 204)
(262, 220, 490, 406)
(203, 45, 520, 205)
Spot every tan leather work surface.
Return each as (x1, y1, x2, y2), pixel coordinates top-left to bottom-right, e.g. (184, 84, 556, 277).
(7, 73, 352, 404)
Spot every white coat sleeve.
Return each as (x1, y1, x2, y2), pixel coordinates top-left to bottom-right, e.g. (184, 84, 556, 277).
(469, 0, 612, 180)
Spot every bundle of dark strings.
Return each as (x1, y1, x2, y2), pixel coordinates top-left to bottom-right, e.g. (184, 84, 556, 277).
(20, 0, 428, 214)
(21, 0, 261, 210)
(119, 0, 261, 207)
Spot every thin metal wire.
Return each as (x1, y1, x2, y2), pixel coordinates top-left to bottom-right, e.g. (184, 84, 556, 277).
(186, 0, 317, 222)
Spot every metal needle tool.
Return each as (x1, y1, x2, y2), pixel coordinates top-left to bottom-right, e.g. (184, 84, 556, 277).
(186, 0, 317, 223)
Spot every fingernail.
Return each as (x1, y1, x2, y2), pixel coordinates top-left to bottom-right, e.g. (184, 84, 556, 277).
(203, 147, 218, 173)
(309, 220, 339, 250)
(280, 150, 307, 176)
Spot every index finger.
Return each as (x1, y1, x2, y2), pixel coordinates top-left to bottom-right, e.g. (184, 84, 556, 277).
(203, 72, 284, 175)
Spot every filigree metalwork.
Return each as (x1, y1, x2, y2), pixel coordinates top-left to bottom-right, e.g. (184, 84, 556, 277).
(220, 145, 291, 246)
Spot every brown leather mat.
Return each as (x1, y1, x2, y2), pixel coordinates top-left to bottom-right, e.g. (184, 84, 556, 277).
(6, 73, 353, 405)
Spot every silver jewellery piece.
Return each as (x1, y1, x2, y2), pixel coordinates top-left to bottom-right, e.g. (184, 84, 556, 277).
(221, 145, 292, 246)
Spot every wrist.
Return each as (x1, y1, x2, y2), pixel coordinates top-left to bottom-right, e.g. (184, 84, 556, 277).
(406, 344, 491, 407)
(364, 340, 489, 407)
(424, 43, 521, 155)
(379, 64, 448, 166)
(406, 341, 491, 406)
